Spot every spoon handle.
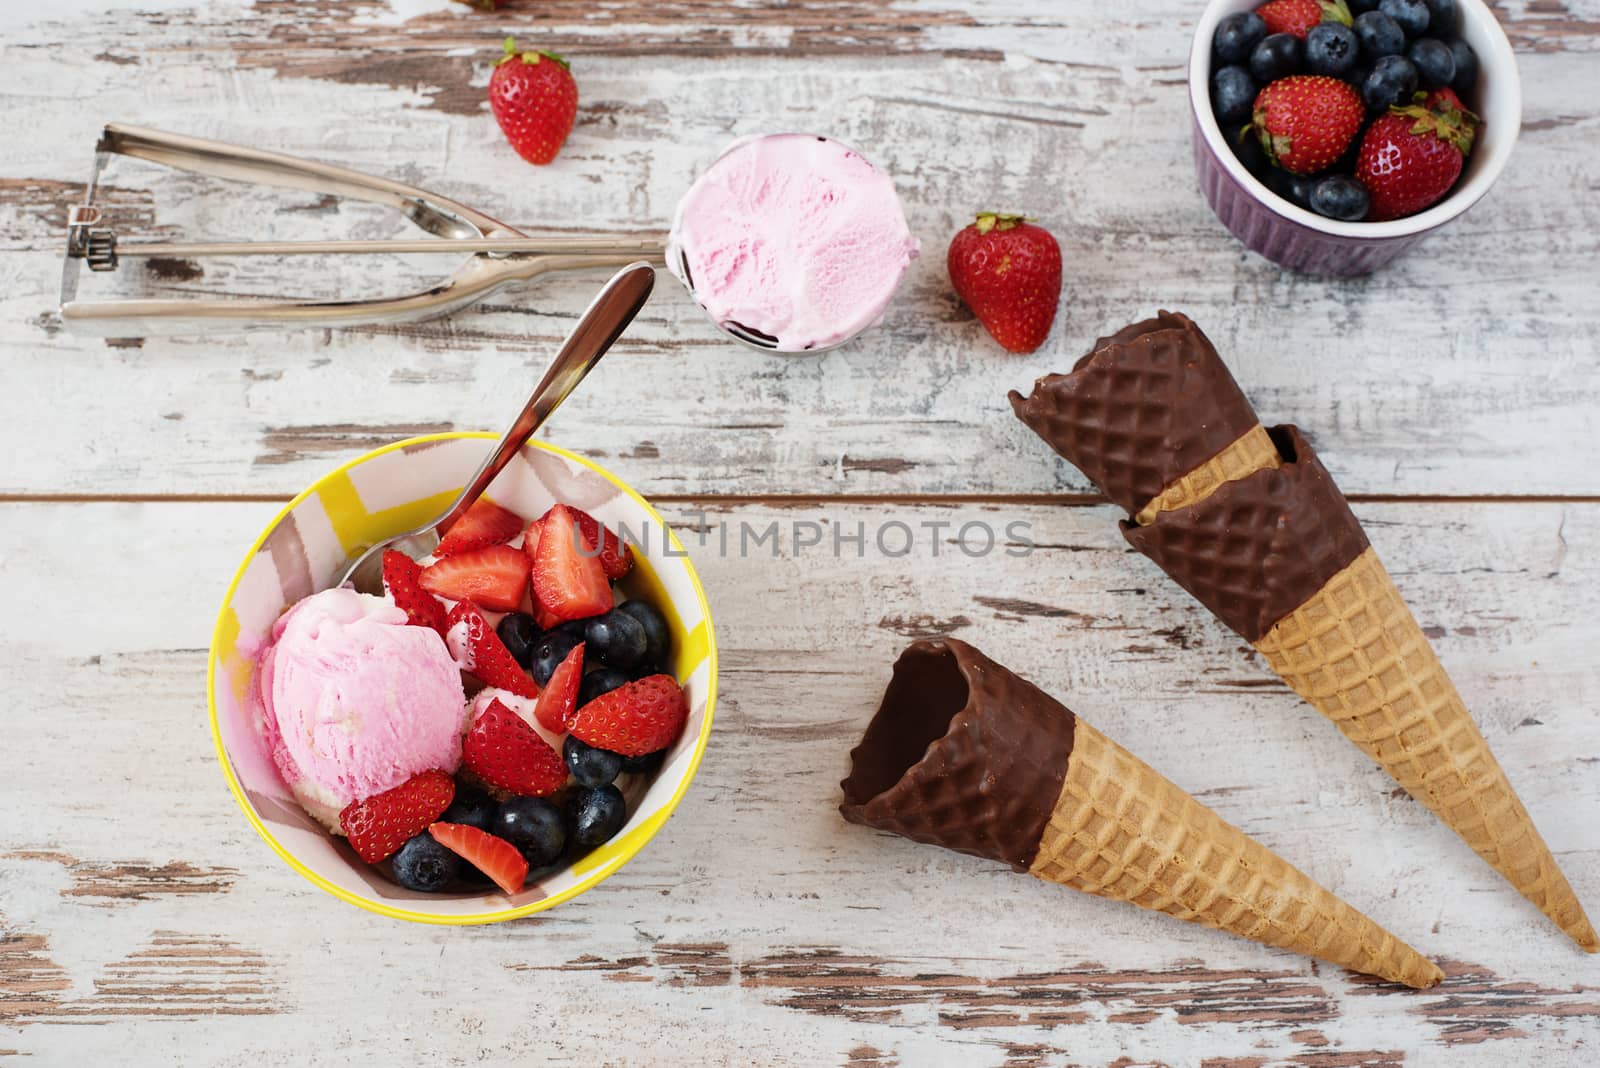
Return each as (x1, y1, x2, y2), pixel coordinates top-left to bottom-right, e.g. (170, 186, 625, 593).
(434, 261, 656, 540)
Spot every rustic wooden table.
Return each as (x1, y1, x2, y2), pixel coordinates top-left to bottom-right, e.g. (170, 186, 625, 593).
(3, 1, 1597, 1064)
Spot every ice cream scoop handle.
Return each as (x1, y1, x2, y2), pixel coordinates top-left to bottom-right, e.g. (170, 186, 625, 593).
(434, 261, 656, 540)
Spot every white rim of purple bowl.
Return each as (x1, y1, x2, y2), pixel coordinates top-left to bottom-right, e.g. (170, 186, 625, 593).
(1189, 0, 1522, 240)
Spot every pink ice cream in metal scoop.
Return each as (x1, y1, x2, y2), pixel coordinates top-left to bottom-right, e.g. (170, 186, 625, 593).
(250, 587, 466, 830)
(667, 133, 920, 352)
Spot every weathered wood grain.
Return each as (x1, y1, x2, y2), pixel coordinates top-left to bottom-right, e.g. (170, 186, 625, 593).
(2, 1, 1599, 498)
(1, 499, 1595, 1063)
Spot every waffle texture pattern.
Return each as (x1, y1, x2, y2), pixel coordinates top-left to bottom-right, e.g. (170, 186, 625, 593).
(1257, 548, 1598, 950)
(1133, 423, 1283, 525)
(1030, 719, 1444, 987)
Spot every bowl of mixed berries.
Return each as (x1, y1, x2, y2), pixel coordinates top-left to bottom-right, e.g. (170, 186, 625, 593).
(1189, 0, 1519, 275)
(208, 433, 717, 923)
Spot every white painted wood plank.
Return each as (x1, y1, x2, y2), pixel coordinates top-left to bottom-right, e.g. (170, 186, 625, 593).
(1, 499, 1595, 1063)
(1, 4, 1598, 498)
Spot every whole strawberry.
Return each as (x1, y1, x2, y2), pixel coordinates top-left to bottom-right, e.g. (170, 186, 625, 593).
(1256, 0, 1350, 38)
(1357, 89, 1479, 221)
(947, 213, 1062, 354)
(488, 37, 577, 166)
(1252, 75, 1364, 176)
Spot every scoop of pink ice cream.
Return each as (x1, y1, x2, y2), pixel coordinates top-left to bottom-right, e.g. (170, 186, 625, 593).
(251, 587, 466, 828)
(667, 133, 920, 352)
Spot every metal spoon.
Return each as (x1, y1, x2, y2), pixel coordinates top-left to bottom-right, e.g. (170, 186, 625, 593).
(339, 260, 656, 594)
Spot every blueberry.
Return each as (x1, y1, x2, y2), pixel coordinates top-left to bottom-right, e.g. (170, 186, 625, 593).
(1305, 23, 1360, 78)
(584, 609, 649, 671)
(1348, 0, 1381, 11)
(441, 785, 496, 832)
(621, 749, 667, 776)
(495, 612, 541, 669)
(1407, 38, 1455, 88)
(1379, 0, 1430, 38)
(1310, 175, 1371, 220)
(568, 785, 627, 847)
(1354, 11, 1407, 58)
(564, 736, 624, 788)
(1249, 33, 1302, 84)
(1227, 123, 1271, 175)
(529, 629, 583, 686)
(616, 600, 671, 665)
(492, 796, 567, 868)
(1346, 64, 1371, 90)
(1445, 38, 1476, 94)
(554, 618, 591, 642)
(578, 667, 629, 707)
(1211, 64, 1257, 126)
(1267, 167, 1318, 210)
(391, 832, 460, 892)
(1423, 0, 1456, 34)
(1213, 11, 1268, 64)
(1362, 54, 1418, 112)
(627, 660, 662, 682)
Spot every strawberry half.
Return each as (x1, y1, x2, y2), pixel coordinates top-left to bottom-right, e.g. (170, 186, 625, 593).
(339, 769, 455, 864)
(531, 504, 614, 622)
(436, 498, 524, 557)
(568, 507, 633, 580)
(446, 601, 539, 698)
(570, 674, 688, 757)
(420, 543, 530, 612)
(534, 641, 585, 733)
(382, 550, 448, 634)
(520, 516, 563, 629)
(463, 698, 568, 796)
(429, 822, 529, 895)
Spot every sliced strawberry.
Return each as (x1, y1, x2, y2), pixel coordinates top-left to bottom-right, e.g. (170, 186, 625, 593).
(570, 674, 688, 757)
(531, 504, 613, 622)
(436, 498, 525, 557)
(429, 822, 529, 895)
(463, 698, 568, 795)
(420, 543, 530, 612)
(520, 517, 563, 628)
(567, 507, 633, 580)
(534, 641, 585, 733)
(339, 769, 455, 864)
(382, 550, 448, 634)
(445, 601, 539, 698)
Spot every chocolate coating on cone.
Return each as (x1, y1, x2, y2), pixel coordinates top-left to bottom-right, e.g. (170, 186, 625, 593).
(839, 638, 1075, 871)
(1008, 311, 1259, 515)
(1123, 425, 1370, 643)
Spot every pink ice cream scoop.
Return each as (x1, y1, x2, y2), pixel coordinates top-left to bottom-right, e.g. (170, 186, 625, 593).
(667, 133, 920, 352)
(250, 587, 466, 830)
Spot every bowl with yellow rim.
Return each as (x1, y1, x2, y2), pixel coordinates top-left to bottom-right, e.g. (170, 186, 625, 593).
(207, 433, 717, 924)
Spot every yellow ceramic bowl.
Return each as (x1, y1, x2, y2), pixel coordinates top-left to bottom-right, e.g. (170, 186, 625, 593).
(207, 434, 717, 924)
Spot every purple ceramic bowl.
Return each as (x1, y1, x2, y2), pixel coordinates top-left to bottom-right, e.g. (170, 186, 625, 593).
(1190, 0, 1521, 276)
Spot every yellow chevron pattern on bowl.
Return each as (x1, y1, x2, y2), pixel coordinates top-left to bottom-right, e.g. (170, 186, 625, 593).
(207, 433, 718, 925)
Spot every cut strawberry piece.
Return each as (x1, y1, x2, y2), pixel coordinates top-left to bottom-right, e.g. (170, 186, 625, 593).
(568, 507, 633, 580)
(420, 543, 530, 612)
(570, 674, 688, 757)
(382, 550, 448, 634)
(429, 822, 529, 895)
(436, 498, 525, 557)
(520, 516, 563, 629)
(339, 769, 455, 864)
(531, 504, 614, 622)
(534, 641, 585, 733)
(445, 601, 539, 698)
(464, 698, 569, 796)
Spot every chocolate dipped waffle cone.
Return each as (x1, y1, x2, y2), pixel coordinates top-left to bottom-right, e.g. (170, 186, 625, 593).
(841, 639, 1443, 988)
(1010, 314, 1597, 951)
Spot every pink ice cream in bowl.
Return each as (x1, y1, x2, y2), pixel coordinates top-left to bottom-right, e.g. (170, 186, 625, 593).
(667, 133, 921, 353)
(207, 435, 717, 925)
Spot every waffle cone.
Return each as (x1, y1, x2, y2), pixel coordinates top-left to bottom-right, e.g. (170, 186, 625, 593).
(1254, 547, 1598, 951)
(1132, 423, 1282, 525)
(1029, 718, 1443, 988)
